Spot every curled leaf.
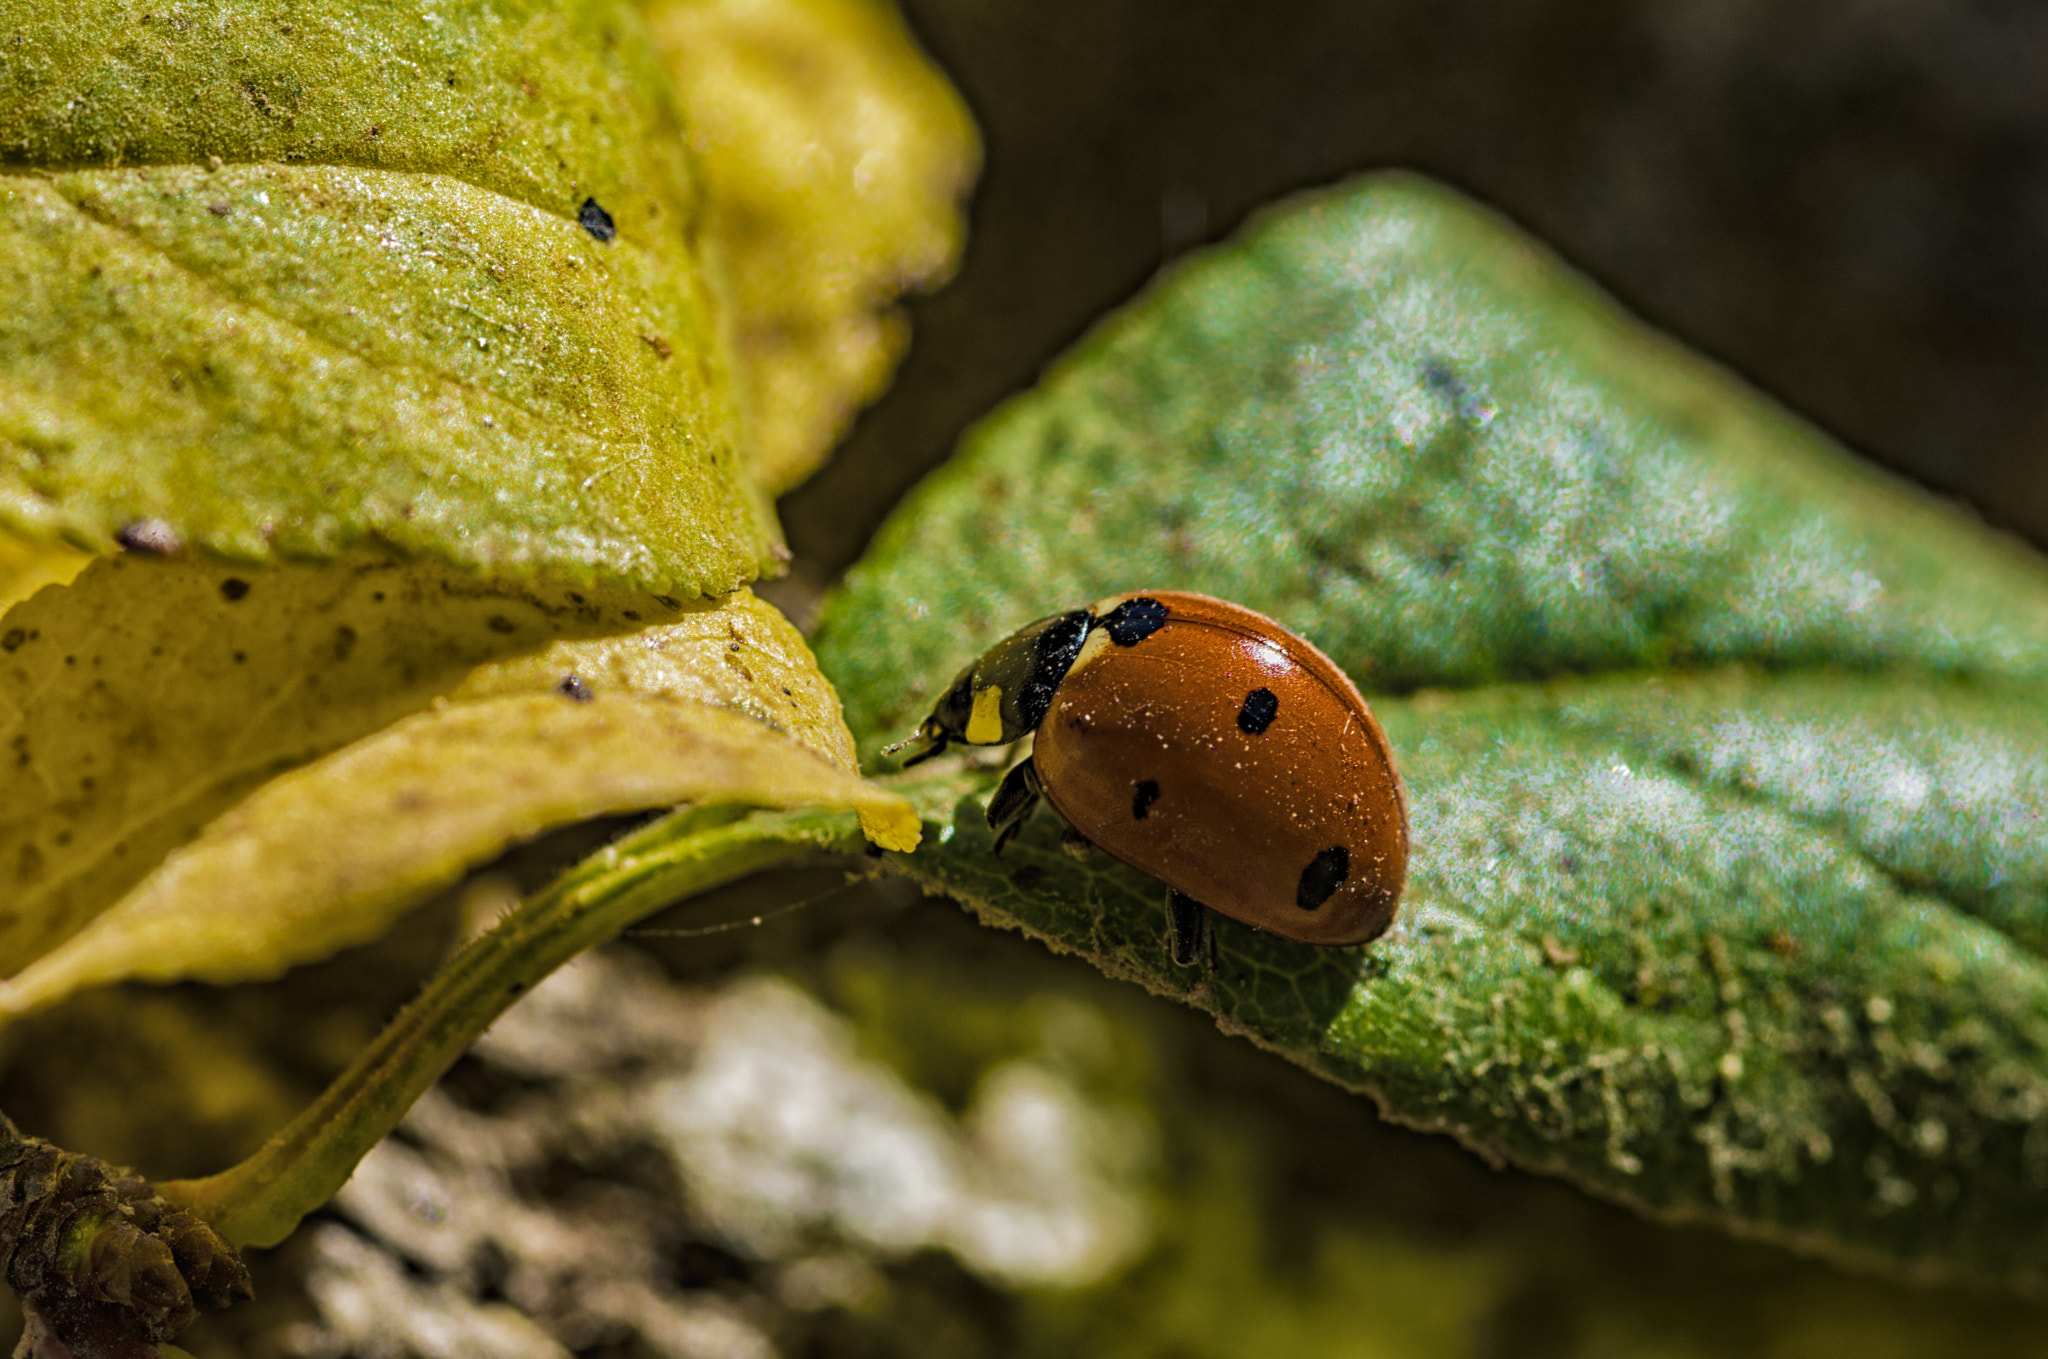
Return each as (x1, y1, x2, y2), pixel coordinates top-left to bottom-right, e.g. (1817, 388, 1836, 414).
(0, 556, 853, 981)
(816, 174, 2048, 1287)
(0, 695, 914, 1019)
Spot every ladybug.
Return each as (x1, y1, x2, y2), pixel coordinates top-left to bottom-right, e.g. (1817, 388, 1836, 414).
(891, 591, 1407, 966)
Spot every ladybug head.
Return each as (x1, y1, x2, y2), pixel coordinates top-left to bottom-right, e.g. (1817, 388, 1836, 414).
(888, 608, 1094, 765)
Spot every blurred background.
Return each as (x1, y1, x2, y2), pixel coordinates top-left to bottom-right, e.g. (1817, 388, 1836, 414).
(13, 2, 2048, 1355)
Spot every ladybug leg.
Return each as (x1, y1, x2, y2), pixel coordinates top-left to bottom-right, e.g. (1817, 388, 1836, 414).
(986, 756, 1043, 854)
(1059, 826, 1098, 859)
(1166, 889, 1215, 971)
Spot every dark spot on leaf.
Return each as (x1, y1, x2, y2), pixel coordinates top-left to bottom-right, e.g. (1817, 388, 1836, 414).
(557, 674, 593, 703)
(1100, 596, 1169, 646)
(1422, 357, 1491, 422)
(1237, 687, 1279, 735)
(578, 197, 616, 242)
(1, 629, 23, 652)
(115, 519, 182, 555)
(1132, 779, 1160, 820)
(332, 625, 358, 661)
(219, 577, 250, 602)
(486, 615, 517, 634)
(1009, 865, 1045, 889)
(232, 651, 246, 664)
(1297, 846, 1349, 911)
(206, 201, 232, 217)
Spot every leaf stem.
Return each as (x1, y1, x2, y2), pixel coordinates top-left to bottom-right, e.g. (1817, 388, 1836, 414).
(157, 804, 863, 1249)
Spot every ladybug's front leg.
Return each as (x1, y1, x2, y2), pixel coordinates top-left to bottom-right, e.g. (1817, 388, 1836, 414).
(1166, 889, 1216, 972)
(987, 756, 1044, 853)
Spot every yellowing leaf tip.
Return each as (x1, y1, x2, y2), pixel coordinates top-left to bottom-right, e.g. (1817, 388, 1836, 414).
(857, 799, 923, 853)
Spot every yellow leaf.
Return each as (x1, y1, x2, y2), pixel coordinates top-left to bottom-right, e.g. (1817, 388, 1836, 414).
(0, 0, 778, 591)
(648, 0, 978, 494)
(0, 556, 852, 978)
(0, 694, 913, 1020)
(0, 532, 90, 615)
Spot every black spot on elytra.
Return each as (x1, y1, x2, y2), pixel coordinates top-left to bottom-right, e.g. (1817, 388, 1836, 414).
(219, 577, 250, 601)
(1100, 596, 1168, 646)
(557, 674, 593, 703)
(1132, 779, 1160, 820)
(1297, 846, 1349, 911)
(1237, 687, 1279, 735)
(578, 197, 617, 242)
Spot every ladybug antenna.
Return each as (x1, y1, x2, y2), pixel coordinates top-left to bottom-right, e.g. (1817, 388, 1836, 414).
(884, 724, 947, 767)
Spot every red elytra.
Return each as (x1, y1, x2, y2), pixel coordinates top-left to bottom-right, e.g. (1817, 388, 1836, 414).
(1032, 591, 1407, 947)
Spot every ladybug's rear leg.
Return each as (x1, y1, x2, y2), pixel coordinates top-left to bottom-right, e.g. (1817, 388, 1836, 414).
(1166, 889, 1216, 972)
(987, 757, 1044, 853)
(1058, 826, 1098, 860)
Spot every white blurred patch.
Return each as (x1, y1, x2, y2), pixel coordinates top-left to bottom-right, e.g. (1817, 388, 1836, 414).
(647, 976, 1154, 1288)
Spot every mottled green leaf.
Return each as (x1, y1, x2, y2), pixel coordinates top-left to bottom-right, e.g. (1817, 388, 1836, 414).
(815, 174, 2048, 1287)
(0, 0, 774, 591)
(0, 555, 855, 983)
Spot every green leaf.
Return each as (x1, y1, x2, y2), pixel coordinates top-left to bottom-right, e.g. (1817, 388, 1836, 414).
(0, 555, 878, 998)
(815, 174, 2048, 1287)
(0, 0, 774, 591)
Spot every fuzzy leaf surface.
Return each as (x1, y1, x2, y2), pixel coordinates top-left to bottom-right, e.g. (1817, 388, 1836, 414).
(815, 174, 2048, 1287)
